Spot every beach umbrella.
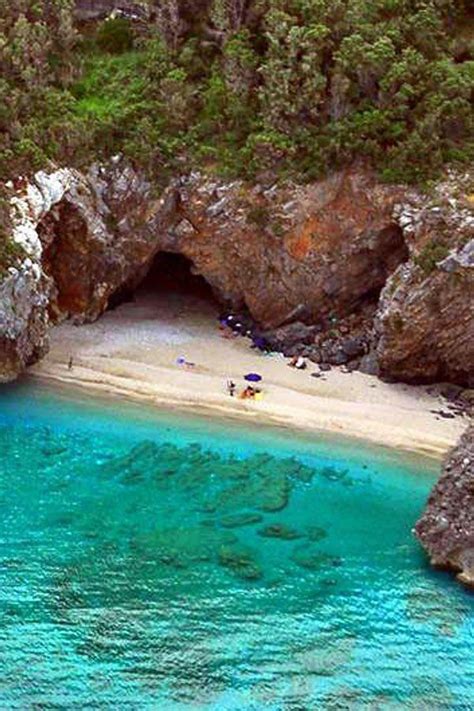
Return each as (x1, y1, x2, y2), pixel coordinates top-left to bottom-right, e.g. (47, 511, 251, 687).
(244, 373, 262, 382)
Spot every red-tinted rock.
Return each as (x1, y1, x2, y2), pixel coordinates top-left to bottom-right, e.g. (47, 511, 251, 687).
(375, 173, 474, 386)
(171, 169, 407, 328)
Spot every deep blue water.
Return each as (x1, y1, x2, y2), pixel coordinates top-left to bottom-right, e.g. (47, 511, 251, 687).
(0, 380, 472, 710)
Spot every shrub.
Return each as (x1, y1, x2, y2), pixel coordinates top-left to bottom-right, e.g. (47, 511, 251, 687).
(96, 18, 134, 54)
(414, 242, 450, 275)
(247, 205, 270, 228)
(1, 0, 472, 186)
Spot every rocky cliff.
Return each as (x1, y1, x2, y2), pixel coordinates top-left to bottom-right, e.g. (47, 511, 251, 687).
(0, 160, 473, 387)
(172, 170, 407, 328)
(0, 163, 167, 380)
(375, 173, 474, 386)
(415, 425, 474, 589)
(0, 161, 408, 381)
(0, 171, 69, 381)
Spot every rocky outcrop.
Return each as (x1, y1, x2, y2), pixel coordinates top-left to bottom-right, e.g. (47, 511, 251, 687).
(0, 162, 174, 380)
(172, 169, 407, 328)
(415, 425, 474, 589)
(0, 170, 71, 381)
(375, 172, 474, 386)
(0, 264, 51, 381)
(0, 161, 409, 381)
(260, 305, 375, 368)
(1, 160, 472, 386)
(27, 162, 410, 331)
(37, 161, 176, 322)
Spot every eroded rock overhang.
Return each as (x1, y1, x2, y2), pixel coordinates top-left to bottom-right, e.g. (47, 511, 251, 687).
(1, 159, 473, 386)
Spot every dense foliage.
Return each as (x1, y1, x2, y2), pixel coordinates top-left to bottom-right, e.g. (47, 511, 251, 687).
(0, 0, 473, 183)
(0, 0, 79, 176)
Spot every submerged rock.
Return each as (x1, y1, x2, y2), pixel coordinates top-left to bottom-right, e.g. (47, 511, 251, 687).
(257, 523, 303, 540)
(294, 637, 356, 679)
(135, 526, 237, 569)
(307, 526, 328, 542)
(319, 466, 351, 484)
(291, 543, 342, 571)
(102, 441, 163, 484)
(205, 453, 291, 513)
(219, 512, 263, 528)
(218, 543, 262, 581)
(406, 586, 470, 635)
(415, 425, 474, 589)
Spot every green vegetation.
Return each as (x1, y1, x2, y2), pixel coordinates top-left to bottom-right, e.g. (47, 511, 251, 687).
(0, 0, 473, 183)
(414, 240, 451, 274)
(246, 204, 270, 228)
(0, 238, 25, 278)
(0, 0, 79, 177)
(96, 16, 134, 53)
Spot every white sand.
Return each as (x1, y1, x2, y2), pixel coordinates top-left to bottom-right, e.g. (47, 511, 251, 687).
(30, 289, 469, 459)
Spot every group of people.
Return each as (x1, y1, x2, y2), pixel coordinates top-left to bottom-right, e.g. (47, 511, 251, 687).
(226, 380, 263, 401)
(218, 312, 271, 354)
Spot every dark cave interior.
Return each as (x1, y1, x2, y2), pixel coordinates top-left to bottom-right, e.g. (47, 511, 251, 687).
(108, 252, 219, 311)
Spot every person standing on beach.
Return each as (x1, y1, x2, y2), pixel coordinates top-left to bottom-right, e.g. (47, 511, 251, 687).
(68, 356, 73, 371)
(227, 380, 236, 397)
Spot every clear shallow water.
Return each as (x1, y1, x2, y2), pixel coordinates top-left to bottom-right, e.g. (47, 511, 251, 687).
(0, 382, 472, 710)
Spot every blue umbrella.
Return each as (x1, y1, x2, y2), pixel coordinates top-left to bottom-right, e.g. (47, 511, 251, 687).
(244, 373, 262, 382)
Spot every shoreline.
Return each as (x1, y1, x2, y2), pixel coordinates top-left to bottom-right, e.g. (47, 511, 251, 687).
(27, 370, 449, 463)
(28, 290, 468, 461)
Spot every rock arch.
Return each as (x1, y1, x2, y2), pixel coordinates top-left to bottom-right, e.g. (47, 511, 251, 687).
(1, 159, 413, 381)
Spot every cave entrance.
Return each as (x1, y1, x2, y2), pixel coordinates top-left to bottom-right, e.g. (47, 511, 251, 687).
(108, 252, 221, 313)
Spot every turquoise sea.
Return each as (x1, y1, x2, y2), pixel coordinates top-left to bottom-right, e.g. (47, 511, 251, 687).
(0, 381, 472, 710)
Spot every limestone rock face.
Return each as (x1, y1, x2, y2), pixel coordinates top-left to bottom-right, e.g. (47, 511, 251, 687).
(2, 160, 473, 386)
(37, 161, 175, 323)
(0, 263, 51, 381)
(0, 162, 169, 380)
(415, 425, 474, 589)
(1, 161, 409, 381)
(2, 160, 473, 390)
(171, 169, 407, 328)
(47, 164, 406, 331)
(375, 173, 474, 386)
(0, 170, 73, 381)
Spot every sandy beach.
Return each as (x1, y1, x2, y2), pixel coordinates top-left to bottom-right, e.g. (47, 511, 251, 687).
(30, 287, 469, 459)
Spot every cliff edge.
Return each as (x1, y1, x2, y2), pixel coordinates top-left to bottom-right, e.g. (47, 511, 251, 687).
(415, 425, 474, 589)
